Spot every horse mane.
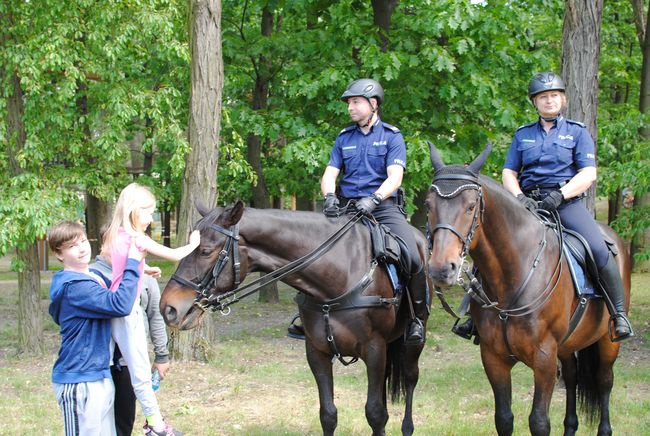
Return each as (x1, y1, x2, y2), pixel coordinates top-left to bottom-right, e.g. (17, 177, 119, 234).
(195, 204, 344, 233)
(478, 175, 538, 227)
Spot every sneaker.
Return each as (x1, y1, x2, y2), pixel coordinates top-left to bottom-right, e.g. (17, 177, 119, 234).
(143, 420, 183, 436)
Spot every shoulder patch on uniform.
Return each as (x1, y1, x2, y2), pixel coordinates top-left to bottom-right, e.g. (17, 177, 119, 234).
(566, 119, 586, 128)
(515, 121, 536, 132)
(382, 122, 400, 133)
(337, 125, 356, 136)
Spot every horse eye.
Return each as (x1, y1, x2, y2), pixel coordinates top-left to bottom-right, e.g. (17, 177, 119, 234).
(200, 248, 213, 257)
(467, 202, 477, 213)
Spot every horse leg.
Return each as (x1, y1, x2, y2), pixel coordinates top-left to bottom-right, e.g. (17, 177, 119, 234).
(559, 354, 578, 436)
(305, 340, 337, 436)
(482, 348, 515, 436)
(400, 343, 424, 436)
(365, 339, 389, 436)
(595, 336, 619, 436)
(528, 349, 558, 436)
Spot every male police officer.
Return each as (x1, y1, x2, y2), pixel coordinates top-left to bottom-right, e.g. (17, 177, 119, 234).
(321, 78, 428, 345)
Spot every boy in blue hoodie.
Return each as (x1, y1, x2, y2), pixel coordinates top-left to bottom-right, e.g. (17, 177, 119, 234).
(48, 220, 143, 435)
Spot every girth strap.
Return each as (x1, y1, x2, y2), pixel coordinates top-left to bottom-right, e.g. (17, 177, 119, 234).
(295, 262, 399, 366)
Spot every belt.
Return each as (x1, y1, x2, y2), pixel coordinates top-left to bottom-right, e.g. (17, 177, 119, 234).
(338, 195, 397, 205)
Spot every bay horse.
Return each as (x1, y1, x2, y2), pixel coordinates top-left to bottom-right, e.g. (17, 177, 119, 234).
(424, 143, 630, 436)
(159, 202, 432, 435)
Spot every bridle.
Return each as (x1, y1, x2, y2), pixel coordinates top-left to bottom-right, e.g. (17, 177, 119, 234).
(170, 212, 364, 314)
(170, 223, 242, 313)
(427, 172, 484, 267)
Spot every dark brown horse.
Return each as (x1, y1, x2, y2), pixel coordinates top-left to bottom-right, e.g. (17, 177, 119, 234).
(159, 202, 432, 435)
(424, 143, 630, 436)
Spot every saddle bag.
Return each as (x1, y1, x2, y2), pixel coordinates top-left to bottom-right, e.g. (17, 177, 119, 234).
(371, 224, 401, 264)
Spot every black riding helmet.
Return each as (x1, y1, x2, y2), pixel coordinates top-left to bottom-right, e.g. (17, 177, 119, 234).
(340, 78, 384, 105)
(528, 72, 565, 100)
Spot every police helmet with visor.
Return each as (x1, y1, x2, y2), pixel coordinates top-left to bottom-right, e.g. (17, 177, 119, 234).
(528, 72, 565, 100)
(340, 79, 384, 106)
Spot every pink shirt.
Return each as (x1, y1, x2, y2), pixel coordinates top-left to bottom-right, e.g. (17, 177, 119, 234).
(110, 227, 145, 297)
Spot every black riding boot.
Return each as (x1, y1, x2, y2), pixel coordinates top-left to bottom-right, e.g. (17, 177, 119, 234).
(287, 312, 305, 340)
(598, 253, 634, 342)
(452, 317, 476, 340)
(451, 293, 479, 344)
(405, 268, 429, 345)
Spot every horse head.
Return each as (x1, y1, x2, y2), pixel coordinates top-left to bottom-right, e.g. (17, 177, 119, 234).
(425, 142, 491, 287)
(160, 200, 249, 330)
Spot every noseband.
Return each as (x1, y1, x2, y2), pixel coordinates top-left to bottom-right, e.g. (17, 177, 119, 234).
(427, 172, 484, 259)
(170, 224, 241, 312)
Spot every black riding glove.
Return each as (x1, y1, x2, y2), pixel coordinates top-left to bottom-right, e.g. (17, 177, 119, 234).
(323, 193, 340, 217)
(539, 189, 564, 212)
(356, 193, 382, 216)
(516, 193, 538, 213)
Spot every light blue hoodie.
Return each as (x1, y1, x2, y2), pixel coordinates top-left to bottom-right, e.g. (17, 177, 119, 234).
(48, 258, 140, 384)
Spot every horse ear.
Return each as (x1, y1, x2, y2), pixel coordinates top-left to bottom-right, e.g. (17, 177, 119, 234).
(428, 141, 446, 172)
(223, 200, 245, 226)
(195, 200, 211, 217)
(467, 142, 493, 174)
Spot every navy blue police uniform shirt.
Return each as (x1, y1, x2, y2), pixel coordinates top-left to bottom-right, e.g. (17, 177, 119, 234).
(328, 118, 406, 199)
(504, 116, 596, 191)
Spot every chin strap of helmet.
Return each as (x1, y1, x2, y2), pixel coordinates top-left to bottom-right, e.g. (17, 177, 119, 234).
(359, 99, 378, 128)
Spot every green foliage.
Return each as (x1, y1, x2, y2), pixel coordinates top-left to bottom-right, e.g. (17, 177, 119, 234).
(1, 0, 189, 253)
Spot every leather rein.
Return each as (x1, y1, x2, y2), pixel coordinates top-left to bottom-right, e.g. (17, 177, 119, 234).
(170, 211, 365, 314)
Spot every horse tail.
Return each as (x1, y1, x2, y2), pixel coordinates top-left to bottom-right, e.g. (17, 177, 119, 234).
(386, 338, 405, 403)
(577, 342, 601, 424)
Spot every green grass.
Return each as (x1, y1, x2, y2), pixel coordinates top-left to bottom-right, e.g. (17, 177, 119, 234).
(0, 269, 648, 434)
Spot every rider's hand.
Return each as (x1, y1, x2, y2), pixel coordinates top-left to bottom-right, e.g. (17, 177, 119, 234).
(539, 190, 564, 212)
(356, 194, 382, 216)
(516, 193, 538, 213)
(323, 193, 340, 217)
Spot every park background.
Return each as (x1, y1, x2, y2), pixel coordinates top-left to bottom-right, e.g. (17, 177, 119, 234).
(1, 0, 649, 434)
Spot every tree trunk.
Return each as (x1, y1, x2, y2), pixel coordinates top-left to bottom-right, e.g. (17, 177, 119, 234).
(7, 70, 44, 354)
(561, 0, 603, 215)
(632, 0, 650, 271)
(371, 0, 398, 52)
(16, 243, 44, 354)
(85, 194, 112, 255)
(245, 5, 278, 303)
(171, 0, 224, 361)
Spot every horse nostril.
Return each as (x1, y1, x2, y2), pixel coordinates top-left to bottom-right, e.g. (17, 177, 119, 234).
(164, 305, 177, 324)
(449, 262, 458, 273)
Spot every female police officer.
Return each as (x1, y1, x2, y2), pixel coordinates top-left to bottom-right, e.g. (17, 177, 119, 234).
(454, 72, 634, 342)
(501, 72, 633, 341)
(321, 78, 428, 345)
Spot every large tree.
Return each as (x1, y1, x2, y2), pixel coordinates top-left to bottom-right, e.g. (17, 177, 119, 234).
(632, 0, 650, 269)
(171, 0, 224, 361)
(561, 0, 604, 214)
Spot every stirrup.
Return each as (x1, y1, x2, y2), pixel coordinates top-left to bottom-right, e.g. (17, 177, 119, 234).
(287, 313, 305, 340)
(451, 318, 480, 345)
(610, 314, 635, 343)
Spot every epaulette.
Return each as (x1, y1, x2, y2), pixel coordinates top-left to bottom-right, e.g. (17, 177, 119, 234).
(382, 122, 401, 133)
(515, 121, 537, 132)
(337, 124, 356, 136)
(565, 119, 586, 128)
